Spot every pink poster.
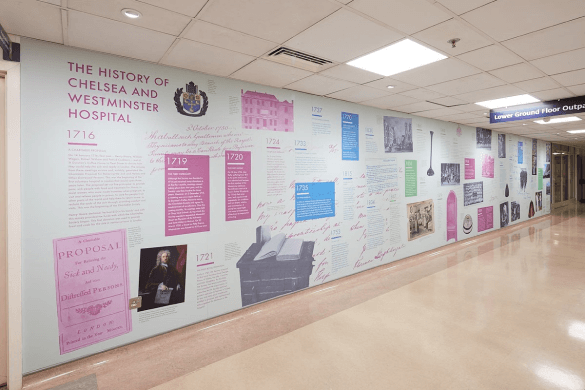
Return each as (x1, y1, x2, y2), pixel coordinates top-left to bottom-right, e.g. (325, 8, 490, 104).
(482, 154, 494, 178)
(225, 150, 252, 221)
(465, 158, 475, 179)
(165, 154, 210, 236)
(446, 191, 457, 242)
(478, 206, 494, 232)
(241, 90, 294, 132)
(53, 229, 131, 354)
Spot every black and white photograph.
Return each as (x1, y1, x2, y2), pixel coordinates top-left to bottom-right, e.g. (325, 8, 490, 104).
(546, 142, 551, 163)
(498, 134, 506, 158)
(520, 168, 528, 192)
(532, 139, 538, 175)
(543, 163, 551, 179)
(500, 202, 509, 228)
(407, 199, 435, 241)
(546, 182, 551, 195)
(476, 127, 492, 149)
(237, 225, 315, 306)
(138, 245, 187, 312)
(464, 182, 484, 206)
(511, 201, 520, 222)
(536, 191, 543, 211)
(384, 116, 413, 153)
(441, 163, 460, 186)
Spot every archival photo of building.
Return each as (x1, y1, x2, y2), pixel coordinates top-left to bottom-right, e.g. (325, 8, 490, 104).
(241, 90, 294, 132)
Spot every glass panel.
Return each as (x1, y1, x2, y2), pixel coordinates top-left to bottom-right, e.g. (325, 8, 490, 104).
(553, 155, 562, 203)
(563, 154, 569, 201)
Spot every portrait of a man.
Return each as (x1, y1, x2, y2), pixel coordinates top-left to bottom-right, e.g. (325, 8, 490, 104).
(138, 245, 187, 312)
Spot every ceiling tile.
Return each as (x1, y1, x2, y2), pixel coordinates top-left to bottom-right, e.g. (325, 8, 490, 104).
(552, 69, 585, 87)
(230, 59, 312, 88)
(435, 112, 483, 122)
(568, 84, 585, 95)
(453, 84, 526, 103)
(138, 0, 208, 17)
(0, 0, 63, 44)
(489, 63, 544, 83)
(456, 45, 523, 72)
(199, 0, 339, 43)
(392, 101, 444, 113)
(285, 75, 356, 96)
(462, 118, 491, 126)
(184, 20, 277, 57)
(513, 77, 561, 93)
(416, 107, 464, 118)
(451, 103, 487, 112)
(326, 85, 390, 103)
(285, 9, 403, 63)
(162, 39, 255, 77)
(435, 0, 493, 15)
(530, 48, 585, 76)
(349, 0, 451, 35)
(426, 73, 506, 96)
(363, 77, 418, 93)
(531, 88, 574, 101)
(502, 17, 585, 61)
(319, 64, 382, 84)
(399, 89, 445, 101)
(360, 94, 420, 109)
(68, 10, 175, 63)
(428, 96, 468, 107)
(461, 0, 585, 41)
(69, 0, 191, 36)
(390, 58, 481, 87)
(413, 19, 492, 55)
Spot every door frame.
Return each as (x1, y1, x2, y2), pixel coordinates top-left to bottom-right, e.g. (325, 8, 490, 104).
(1, 34, 23, 390)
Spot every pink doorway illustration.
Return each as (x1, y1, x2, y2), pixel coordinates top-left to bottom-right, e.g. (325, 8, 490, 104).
(447, 191, 457, 242)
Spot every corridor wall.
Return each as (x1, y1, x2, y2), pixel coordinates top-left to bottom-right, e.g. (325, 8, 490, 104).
(20, 38, 551, 372)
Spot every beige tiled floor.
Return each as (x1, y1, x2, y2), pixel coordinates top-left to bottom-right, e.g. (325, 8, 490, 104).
(25, 203, 585, 390)
(150, 205, 585, 390)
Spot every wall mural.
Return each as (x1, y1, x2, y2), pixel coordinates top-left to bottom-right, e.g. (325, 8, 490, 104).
(19, 38, 552, 372)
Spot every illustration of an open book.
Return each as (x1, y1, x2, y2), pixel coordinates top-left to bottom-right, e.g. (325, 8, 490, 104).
(253, 232, 303, 261)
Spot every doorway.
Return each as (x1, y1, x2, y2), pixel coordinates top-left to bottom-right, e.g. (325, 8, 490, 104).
(552, 144, 576, 208)
(0, 75, 7, 386)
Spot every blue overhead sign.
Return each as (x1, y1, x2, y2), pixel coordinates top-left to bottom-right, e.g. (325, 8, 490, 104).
(490, 96, 585, 124)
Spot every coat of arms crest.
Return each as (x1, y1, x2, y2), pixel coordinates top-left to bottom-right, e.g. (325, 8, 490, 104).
(174, 81, 209, 117)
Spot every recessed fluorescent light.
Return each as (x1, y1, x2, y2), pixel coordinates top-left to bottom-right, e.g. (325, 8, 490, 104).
(534, 116, 582, 124)
(121, 8, 142, 19)
(475, 94, 540, 109)
(387, 85, 395, 89)
(347, 39, 447, 77)
(567, 130, 585, 134)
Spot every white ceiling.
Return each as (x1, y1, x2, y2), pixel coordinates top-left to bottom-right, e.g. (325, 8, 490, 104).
(3, 0, 585, 146)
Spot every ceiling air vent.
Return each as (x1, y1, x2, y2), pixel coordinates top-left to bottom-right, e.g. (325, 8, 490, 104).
(265, 47, 333, 72)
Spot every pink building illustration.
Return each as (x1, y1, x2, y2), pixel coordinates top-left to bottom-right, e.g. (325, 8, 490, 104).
(241, 89, 294, 132)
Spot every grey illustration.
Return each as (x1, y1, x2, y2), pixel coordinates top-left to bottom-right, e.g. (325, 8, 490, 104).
(476, 128, 492, 149)
(498, 134, 506, 158)
(441, 163, 460, 186)
(511, 201, 520, 222)
(384, 116, 413, 153)
(520, 169, 527, 192)
(237, 226, 315, 306)
(464, 182, 484, 206)
(500, 202, 509, 228)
